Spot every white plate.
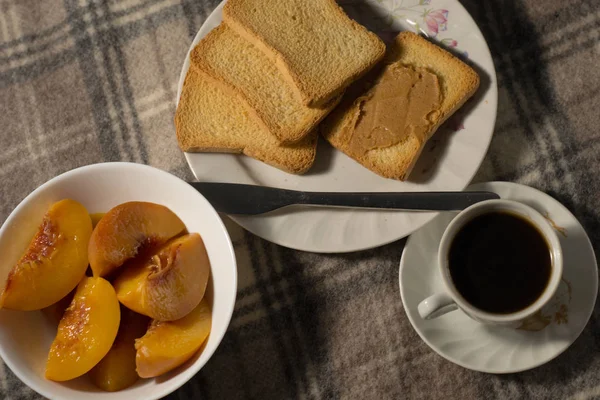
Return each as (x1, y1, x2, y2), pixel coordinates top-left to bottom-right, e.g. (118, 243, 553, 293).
(399, 181, 598, 373)
(177, 0, 498, 253)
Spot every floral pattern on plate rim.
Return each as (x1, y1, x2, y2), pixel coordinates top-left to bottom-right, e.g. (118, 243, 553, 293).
(339, 0, 468, 58)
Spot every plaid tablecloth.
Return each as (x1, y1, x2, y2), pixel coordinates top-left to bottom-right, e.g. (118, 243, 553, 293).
(1, 0, 599, 399)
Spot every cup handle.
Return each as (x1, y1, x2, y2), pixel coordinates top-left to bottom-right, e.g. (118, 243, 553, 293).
(418, 293, 458, 320)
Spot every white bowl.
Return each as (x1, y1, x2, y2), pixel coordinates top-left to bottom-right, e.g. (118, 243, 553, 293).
(0, 162, 237, 400)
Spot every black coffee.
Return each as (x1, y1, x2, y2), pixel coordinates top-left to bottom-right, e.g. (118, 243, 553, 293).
(448, 211, 552, 314)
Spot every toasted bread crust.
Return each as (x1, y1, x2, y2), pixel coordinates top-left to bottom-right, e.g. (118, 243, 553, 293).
(190, 24, 341, 143)
(175, 69, 318, 174)
(223, 0, 386, 107)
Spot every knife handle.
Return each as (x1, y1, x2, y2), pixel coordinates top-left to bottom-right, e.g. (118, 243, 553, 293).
(300, 191, 499, 211)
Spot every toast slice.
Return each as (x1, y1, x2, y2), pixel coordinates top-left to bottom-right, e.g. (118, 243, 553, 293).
(223, 0, 386, 107)
(175, 68, 317, 174)
(321, 32, 480, 181)
(189, 24, 338, 143)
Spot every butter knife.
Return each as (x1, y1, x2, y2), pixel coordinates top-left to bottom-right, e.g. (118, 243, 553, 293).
(188, 182, 500, 215)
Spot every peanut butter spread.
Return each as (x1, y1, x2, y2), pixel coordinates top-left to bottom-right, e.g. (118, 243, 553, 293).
(345, 63, 443, 155)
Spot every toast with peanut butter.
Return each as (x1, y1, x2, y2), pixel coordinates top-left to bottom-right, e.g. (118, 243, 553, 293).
(321, 32, 480, 180)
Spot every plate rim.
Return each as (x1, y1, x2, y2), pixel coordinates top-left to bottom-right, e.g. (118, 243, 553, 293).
(177, 0, 499, 253)
(398, 181, 599, 374)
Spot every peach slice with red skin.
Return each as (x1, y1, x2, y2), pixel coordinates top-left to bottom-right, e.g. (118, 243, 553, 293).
(45, 277, 120, 381)
(114, 233, 210, 321)
(0, 199, 92, 311)
(135, 299, 211, 378)
(88, 202, 186, 277)
(89, 308, 149, 392)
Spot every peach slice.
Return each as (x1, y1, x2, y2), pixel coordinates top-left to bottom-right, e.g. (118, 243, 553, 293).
(0, 199, 92, 311)
(135, 299, 211, 378)
(88, 202, 186, 277)
(114, 233, 210, 321)
(45, 277, 120, 381)
(89, 308, 149, 392)
(41, 289, 75, 325)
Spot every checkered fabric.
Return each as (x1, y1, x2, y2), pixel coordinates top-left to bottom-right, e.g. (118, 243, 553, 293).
(1, 0, 599, 399)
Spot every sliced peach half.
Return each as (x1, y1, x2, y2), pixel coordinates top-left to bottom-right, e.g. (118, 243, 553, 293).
(41, 289, 75, 325)
(135, 299, 211, 378)
(114, 233, 210, 321)
(89, 308, 149, 392)
(88, 202, 186, 277)
(0, 199, 92, 311)
(45, 277, 120, 381)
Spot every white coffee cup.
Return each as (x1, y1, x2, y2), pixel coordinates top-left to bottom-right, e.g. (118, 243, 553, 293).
(418, 199, 563, 327)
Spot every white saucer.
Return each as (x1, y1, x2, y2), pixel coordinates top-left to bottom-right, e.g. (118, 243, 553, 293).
(399, 181, 598, 373)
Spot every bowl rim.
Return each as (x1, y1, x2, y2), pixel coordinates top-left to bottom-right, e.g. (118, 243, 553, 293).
(0, 162, 238, 399)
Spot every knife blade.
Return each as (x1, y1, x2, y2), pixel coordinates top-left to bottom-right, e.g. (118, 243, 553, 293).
(189, 182, 500, 215)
